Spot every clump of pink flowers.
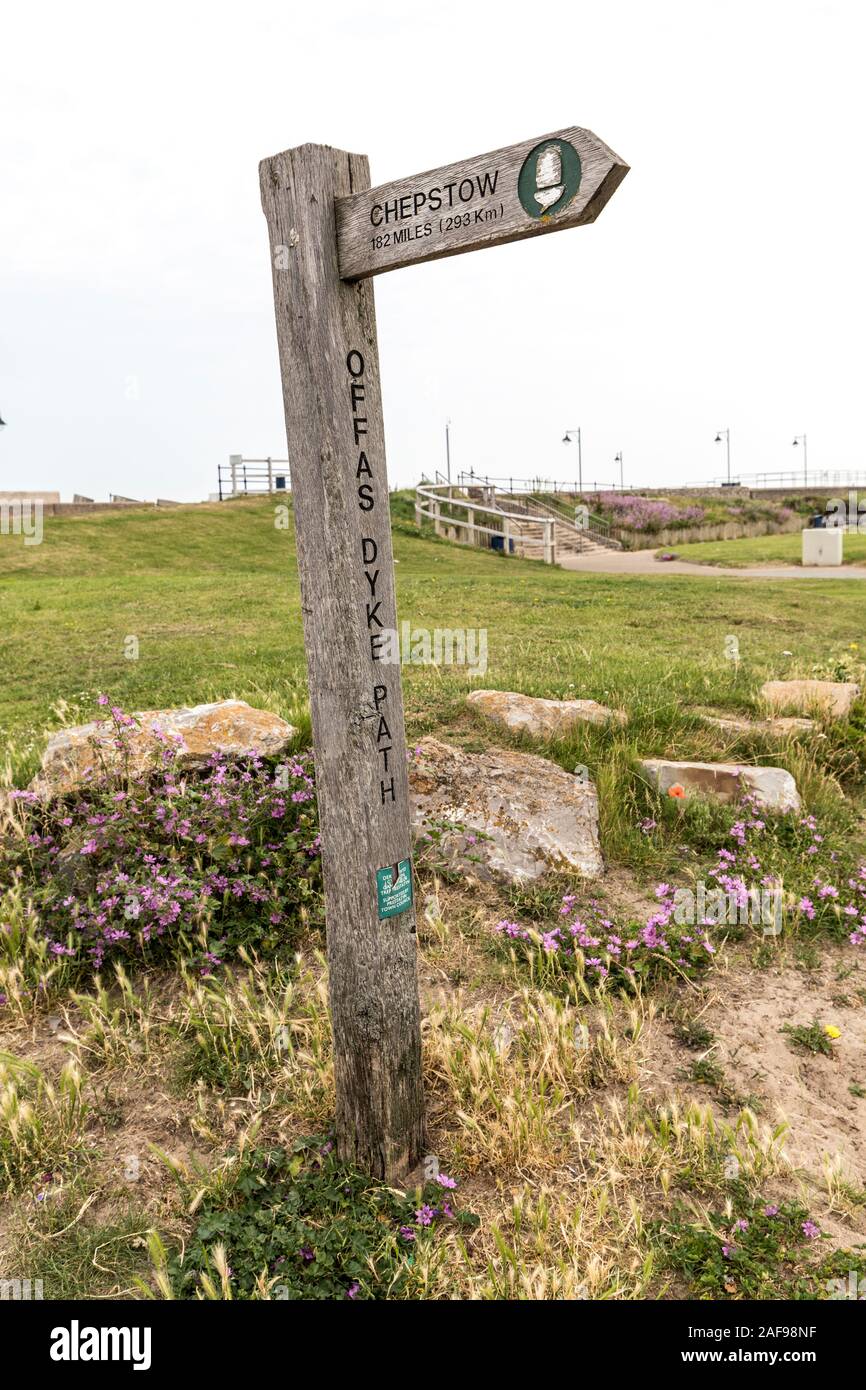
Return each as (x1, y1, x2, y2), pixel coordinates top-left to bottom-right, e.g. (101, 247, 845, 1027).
(495, 792, 866, 987)
(2, 698, 322, 977)
(591, 493, 706, 533)
(709, 793, 866, 948)
(399, 1173, 458, 1241)
(495, 885, 714, 986)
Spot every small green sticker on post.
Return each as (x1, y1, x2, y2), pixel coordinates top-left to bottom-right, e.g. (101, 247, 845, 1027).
(376, 859, 413, 920)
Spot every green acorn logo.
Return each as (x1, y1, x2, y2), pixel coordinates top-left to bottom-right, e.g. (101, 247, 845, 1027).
(518, 138, 582, 220)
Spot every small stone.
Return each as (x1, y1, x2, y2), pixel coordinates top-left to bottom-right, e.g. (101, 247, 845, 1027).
(638, 758, 800, 813)
(760, 679, 860, 720)
(701, 713, 815, 738)
(409, 736, 603, 882)
(467, 689, 625, 737)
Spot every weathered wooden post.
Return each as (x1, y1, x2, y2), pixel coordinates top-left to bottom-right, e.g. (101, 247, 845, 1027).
(261, 147, 423, 1180)
(260, 128, 627, 1180)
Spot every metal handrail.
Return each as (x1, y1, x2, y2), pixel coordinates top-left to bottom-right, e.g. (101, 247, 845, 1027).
(414, 481, 557, 562)
(457, 470, 621, 494)
(695, 469, 866, 490)
(217, 456, 291, 500)
(415, 481, 555, 525)
(515, 493, 624, 551)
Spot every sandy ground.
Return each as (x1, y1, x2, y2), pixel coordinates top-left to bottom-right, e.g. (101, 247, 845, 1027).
(644, 946, 866, 1190)
(559, 549, 866, 579)
(708, 957, 866, 1183)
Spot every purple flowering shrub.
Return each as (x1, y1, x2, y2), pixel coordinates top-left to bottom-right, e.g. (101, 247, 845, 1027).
(591, 493, 707, 533)
(494, 889, 715, 990)
(646, 784, 866, 944)
(655, 1197, 847, 1299)
(707, 795, 866, 947)
(2, 702, 322, 979)
(588, 492, 800, 536)
(494, 794, 865, 989)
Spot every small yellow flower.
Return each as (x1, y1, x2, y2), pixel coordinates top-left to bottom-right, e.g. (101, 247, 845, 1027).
(850, 643, 859, 651)
(824, 1025, 841, 1039)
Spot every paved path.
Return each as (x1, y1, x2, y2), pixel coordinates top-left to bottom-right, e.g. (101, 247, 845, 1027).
(558, 549, 866, 580)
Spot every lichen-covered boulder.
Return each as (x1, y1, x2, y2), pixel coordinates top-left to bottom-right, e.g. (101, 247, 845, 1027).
(638, 758, 800, 813)
(760, 680, 860, 720)
(29, 699, 297, 798)
(467, 689, 625, 738)
(700, 713, 815, 738)
(409, 736, 603, 882)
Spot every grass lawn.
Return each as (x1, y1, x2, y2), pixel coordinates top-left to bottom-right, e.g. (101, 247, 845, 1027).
(3, 496, 866, 784)
(668, 530, 866, 568)
(2, 496, 866, 1301)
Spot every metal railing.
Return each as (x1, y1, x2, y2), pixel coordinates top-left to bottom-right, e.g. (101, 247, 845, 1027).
(521, 493, 623, 550)
(218, 455, 291, 500)
(415, 481, 557, 563)
(414, 480, 628, 559)
(456, 470, 621, 494)
(689, 469, 866, 491)
(444, 468, 866, 495)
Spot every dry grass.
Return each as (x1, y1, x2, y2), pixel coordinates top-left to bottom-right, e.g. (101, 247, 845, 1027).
(1, 869, 864, 1300)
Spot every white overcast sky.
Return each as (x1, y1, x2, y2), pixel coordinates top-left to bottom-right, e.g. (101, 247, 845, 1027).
(2, 0, 864, 500)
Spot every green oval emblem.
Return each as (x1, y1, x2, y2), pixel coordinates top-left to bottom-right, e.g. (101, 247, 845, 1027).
(517, 138, 582, 220)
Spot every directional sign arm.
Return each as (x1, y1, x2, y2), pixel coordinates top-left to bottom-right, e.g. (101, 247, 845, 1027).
(336, 126, 628, 281)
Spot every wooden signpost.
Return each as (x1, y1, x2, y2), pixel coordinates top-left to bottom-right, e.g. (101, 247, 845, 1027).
(260, 128, 628, 1181)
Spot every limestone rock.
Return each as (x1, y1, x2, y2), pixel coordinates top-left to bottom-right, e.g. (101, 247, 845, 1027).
(467, 688, 625, 738)
(638, 758, 800, 813)
(701, 713, 815, 738)
(30, 700, 297, 798)
(409, 736, 603, 882)
(760, 679, 860, 720)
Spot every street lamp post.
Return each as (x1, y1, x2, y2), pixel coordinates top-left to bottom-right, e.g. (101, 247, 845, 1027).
(445, 419, 452, 488)
(792, 434, 807, 488)
(614, 451, 623, 490)
(715, 428, 731, 485)
(562, 429, 582, 493)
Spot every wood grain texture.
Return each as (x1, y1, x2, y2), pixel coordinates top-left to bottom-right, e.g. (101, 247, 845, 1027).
(260, 143, 424, 1180)
(337, 126, 628, 280)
